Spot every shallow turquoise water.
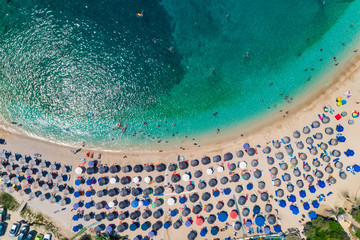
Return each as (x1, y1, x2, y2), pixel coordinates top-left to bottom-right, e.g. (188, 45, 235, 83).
(0, 0, 359, 149)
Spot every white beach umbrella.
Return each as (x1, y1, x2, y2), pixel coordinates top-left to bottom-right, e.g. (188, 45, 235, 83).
(206, 168, 214, 175)
(133, 176, 140, 183)
(168, 197, 175, 206)
(75, 167, 83, 175)
(182, 174, 190, 182)
(217, 166, 224, 173)
(9, 155, 15, 163)
(110, 177, 117, 184)
(144, 176, 152, 184)
(240, 161, 247, 169)
(108, 201, 115, 208)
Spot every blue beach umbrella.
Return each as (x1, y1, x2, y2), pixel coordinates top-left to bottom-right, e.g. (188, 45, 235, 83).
(170, 209, 178, 217)
(85, 191, 92, 197)
(274, 225, 282, 233)
(143, 199, 150, 206)
(309, 185, 316, 193)
(179, 197, 187, 204)
(299, 190, 306, 198)
(253, 205, 260, 215)
(73, 203, 79, 210)
(86, 179, 92, 186)
(72, 215, 79, 221)
(88, 161, 94, 167)
(148, 231, 155, 238)
(288, 195, 296, 203)
(245, 219, 252, 227)
(308, 211, 318, 219)
(133, 236, 140, 240)
(243, 143, 250, 150)
(318, 181, 325, 188)
(218, 211, 228, 222)
(337, 136, 346, 142)
(131, 200, 139, 208)
(74, 191, 80, 198)
(164, 221, 171, 229)
(213, 190, 220, 197)
(85, 202, 93, 209)
(141, 237, 148, 240)
(312, 201, 320, 209)
(130, 222, 139, 231)
(279, 200, 286, 208)
(255, 216, 265, 226)
(345, 149, 354, 156)
(72, 226, 79, 232)
(303, 202, 310, 210)
(291, 206, 299, 215)
(185, 220, 192, 227)
(354, 165, 360, 172)
(336, 125, 344, 132)
(224, 188, 231, 195)
(247, 183, 253, 190)
(75, 179, 81, 186)
(211, 227, 219, 236)
(200, 228, 207, 237)
(141, 222, 150, 231)
(264, 226, 271, 234)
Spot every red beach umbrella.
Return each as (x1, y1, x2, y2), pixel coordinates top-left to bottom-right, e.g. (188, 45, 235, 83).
(196, 216, 204, 226)
(230, 210, 238, 219)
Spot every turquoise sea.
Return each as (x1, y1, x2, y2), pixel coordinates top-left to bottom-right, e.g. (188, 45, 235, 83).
(0, 0, 359, 149)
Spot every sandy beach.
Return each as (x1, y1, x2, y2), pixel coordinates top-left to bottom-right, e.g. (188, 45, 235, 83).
(1, 46, 360, 240)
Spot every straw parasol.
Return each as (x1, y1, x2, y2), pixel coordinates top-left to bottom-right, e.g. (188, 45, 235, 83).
(238, 196, 247, 205)
(261, 192, 269, 201)
(227, 199, 235, 207)
(251, 159, 259, 167)
(186, 184, 195, 191)
(281, 163, 288, 170)
(209, 178, 218, 187)
(293, 131, 301, 139)
(315, 170, 324, 179)
(220, 176, 228, 184)
(276, 152, 284, 160)
(201, 157, 210, 165)
(330, 139, 338, 146)
(325, 166, 334, 174)
(205, 204, 213, 213)
(339, 172, 347, 179)
(312, 121, 320, 128)
(231, 174, 240, 182)
(182, 208, 191, 217)
(315, 133, 323, 140)
(320, 143, 328, 150)
(236, 150, 244, 158)
(263, 146, 271, 154)
(332, 150, 341, 157)
(216, 201, 224, 210)
(198, 181, 207, 189)
(303, 126, 311, 134)
(329, 177, 337, 184)
(306, 137, 314, 145)
(242, 172, 251, 180)
(293, 169, 301, 177)
(179, 161, 189, 170)
(310, 147, 318, 155)
(296, 142, 304, 149)
(287, 184, 294, 193)
(325, 127, 334, 135)
(267, 157, 274, 165)
(306, 175, 314, 184)
(228, 163, 236, 171)
(202, 192, 211, 201)
(235, 185, 243, 193)
(270, 167, 278, 175)
(283, 136, 291, 143)
(286, 147, 294, 155)
(312, 159, 320, 167)
(250, 194, 258, 203)
(322, 116, 330, 124)
(283, 173, 291, 182)
(191, 159, 199, 167)
(296, 180, 304, 188)
(273, 141, 281, 149)
(242, 208, 250, 217)
(194, 170, 202, 178)
(254, 170, 262, 179)
(247, 148, 256, 156)
(299, 153, 307, 160)
(274, 178, 281, 187)
(335, 161, 343, 169)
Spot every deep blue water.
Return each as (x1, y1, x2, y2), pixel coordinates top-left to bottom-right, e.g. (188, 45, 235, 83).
(0, 0, 359, 149)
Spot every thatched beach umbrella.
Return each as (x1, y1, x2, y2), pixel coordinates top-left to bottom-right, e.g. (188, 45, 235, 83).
(209, 178, 218, 187)
(198, 181, 207, 189)
(325, 166, 334, 174)
(258, 181, 266, 189)
(296, 180, 304, 188)
(235, 185, 243, 193)
(179, 161, 188, 170)
(276, 152, 284, 160)
(330, 139, 338, 146)
(315, 133, 323, 140)
(242, 172, 251, 180)
(227, 199, 235, 207)
(156, 163, 166, 172)
(201, 157, 210, 165)
(228, 163, 236, 171)
(261, 192, 269, 201)
(171, 174, 181, 183)
(312, 121, 320, 128)
(293, 169, 301, 177)
(329, 177, 337, 184)
(231, 174, 240, 182)
(320, 143, 328, 150)
(220, 176, 229, 184)
(273, 141, 281, 149)
(207, 214, 216, 224)
(173, 220, 182, 229)
(224, 152, 233, 161)
(265, 204, 272, 213)
(268, 215, 276, 225)
(236, 150, 244, 158)
(303, 126, 311, 134)
(216, 201, 224, 210)
(340, 172, 347, 179)
(287, 184, 294, 193)
(283, 136, 291, 143)
(312, 159, 320, 167)
(283, 173, 291, 182)
(286, 147, 294, 155)
(122, 165, 132, 173)
(186, 184, 195, 191)
(238, 196, 247, 205)
(191, 159, 199, 167)
(133, 164, 143, 173)
(296, 142, 304, 150)
(316, 169, 325, 180)
(251, 159, 259, 167)
(306, 137, 314, 145)
(332, 150, 341, 157)
(299, 153, 307, 160)
(189, 193, 199, 203)
(155, 175, 165, 183)
(175, 185, 184, 194)
(325, 127, 334, 135)
(194, 170, 202, 178)
(247, 148, 256, 156)
(205, 204, 214, 213)
(263, 146, 271, 154)
(267, 157, 275, 165)
(153, 209, 163, 219)
(310, 147, 318, 155)
(281, 163, 288, 170)
(202, 192, 211, 201)
(271, 167, 278, 175)
(167, 163, 177, 172)
(322, 116, 330, 124)
(274, 178, 282, 187)
(145, 164, 155, 172)
(250, 194, 258, 203)
(306, 175, 314, 184)
(335, 161, 343, 169)
(182, 208, 191, 217)
(193, 205, 202, 214)
(254, 170, 262, 179)
(242, 208, 250, 217)
(293, 131, 301, 139)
